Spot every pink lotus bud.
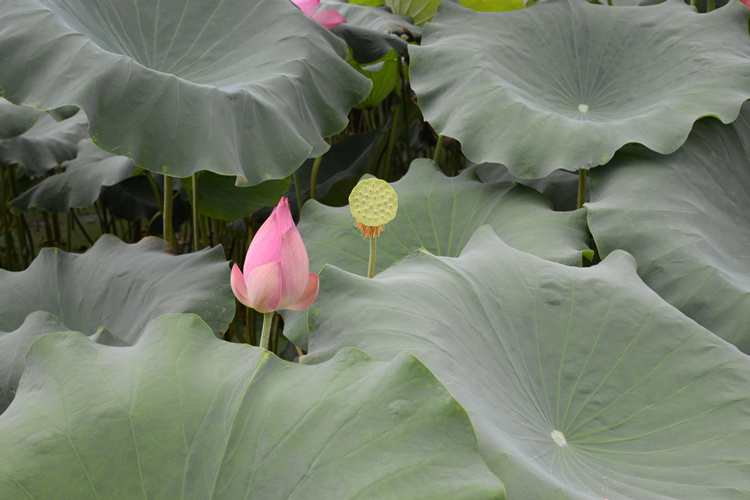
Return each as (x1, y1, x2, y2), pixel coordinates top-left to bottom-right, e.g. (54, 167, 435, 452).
(231, 198, 319, 313)
(292, 0, 346, 30)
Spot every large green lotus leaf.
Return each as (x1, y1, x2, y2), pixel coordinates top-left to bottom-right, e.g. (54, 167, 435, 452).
(587, 104, 750, 353)
(0, 235, 233, 341)
(0, 314, 504, 499)
(0, 0, 370, 184)
(301, 227, 750, 499)
(298, 159, 590, 274)
(409, 0, 750, 177)
(182, 172, 290, 222)
(9, 139, 137, 213)
(0, 109, 88, 175)
(0, 99, 41, 139)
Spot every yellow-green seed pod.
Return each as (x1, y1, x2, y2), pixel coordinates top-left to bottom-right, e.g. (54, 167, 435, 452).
(349, 178, 398, 228)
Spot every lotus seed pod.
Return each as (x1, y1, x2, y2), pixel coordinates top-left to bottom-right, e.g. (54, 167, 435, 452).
(349, 178, 398, 230)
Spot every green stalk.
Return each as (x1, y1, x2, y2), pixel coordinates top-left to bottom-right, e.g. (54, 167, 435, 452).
(397, 60, 413, 165)
(270, 313, 280, 354)
(199, 214, 210, 248)
(51, 212, 62, 242)
(577, 169, 587, 210)
(382, 105, 400, 180)
(292, 170, 303, 215)
(71, 210, 94, 245)
(163, 175, 178, 254)
(309, 155, 323, 201)
(1, 167, 15, 269)
(245, 308, 256, 345)
(706, 0, 715, 11)
(42, 212, 54, 245)
(368, 237, 377, 278)
(259, 312, 274, 350)
(433, 134, 445, 165)
(67, 212, 72, 251)
(145, 172, 164, 211)
(16, 213, 30, 266)
(192, 173, 200, 253)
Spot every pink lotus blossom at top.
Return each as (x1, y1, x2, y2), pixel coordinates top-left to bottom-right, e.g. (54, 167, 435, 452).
(292, 0, 346, 29)
(740, 0, 750, 8)
(231, 198, 319, 314)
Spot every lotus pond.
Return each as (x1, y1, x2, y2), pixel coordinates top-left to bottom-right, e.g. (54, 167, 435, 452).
(1, 0, 750, 498)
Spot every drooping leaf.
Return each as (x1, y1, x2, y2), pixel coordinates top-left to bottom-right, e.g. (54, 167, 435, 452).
(0, 314, 505, 499)
(0, 235, 234, 412)
(324, 0, 422, 32)
(0, 99, 41, 139)
(334, 24, 410, 63)
(301, 227, 750, 499)
(9, 139, 137, 213)
(289, 131, 377, 212)
(353, 51, 401, 109)
(99, 173, 188, 229)
(324, 0, 421, 63)
(0, 0, 370, 184)
(0, 109, 88, 175)
(409, 0, 750, 177)
(0, 312, 66, 413)
(471, 162, 585, 212)
(460, 0, 524, 12)
(587, 103, 750, 352)
(182, 172, 290, 222)
(386, 0, 441, 25)
(0, 235, 232, 339)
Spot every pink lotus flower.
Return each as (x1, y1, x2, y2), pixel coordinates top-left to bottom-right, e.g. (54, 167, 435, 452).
(292, 0, 346, 30)
(231, 198, 319, 313)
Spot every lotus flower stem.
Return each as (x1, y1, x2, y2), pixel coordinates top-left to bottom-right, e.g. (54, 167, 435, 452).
(577, 169, 586, 210)
(310, 155, 323, 200)
(191, 173, 200, 252)
(368, 237, 377, 278)
(434, 134, 445, 165)
(706, 0, 715, 10)
(259, 312, 274, 350)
